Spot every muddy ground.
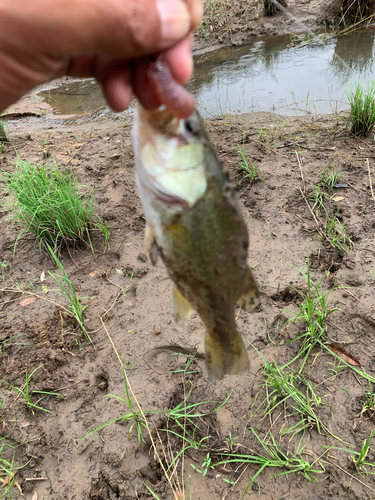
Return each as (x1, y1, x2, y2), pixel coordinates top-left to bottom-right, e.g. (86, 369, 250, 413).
(195, 0, 368, 53)
(1, 106, 375, 500)
(2, 1, 375, 499)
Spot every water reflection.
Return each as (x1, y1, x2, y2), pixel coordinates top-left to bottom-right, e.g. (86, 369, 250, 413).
(38, 80, 106, 117)
(189, 27, 375, 116)
(331, 29, 375, 83)
(36, 27, 375, 119)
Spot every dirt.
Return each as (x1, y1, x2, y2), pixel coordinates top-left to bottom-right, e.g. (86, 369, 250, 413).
(1, 104, 375, 500)
(2, 1, 375, 498)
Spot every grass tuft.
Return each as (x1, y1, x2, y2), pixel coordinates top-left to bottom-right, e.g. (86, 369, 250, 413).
(1, 364, 63, 414)
(308, 164, 353, 253)
(1, 158, 106, 254)
(337, 0, 375, 26)
(283, 251, 339, 368)
(346, 82, 375, 136)
(318, 163, 343, 192)
(0, 116, 8, 144)
(329, 429, 375, 473)
(237, 144, 264, 187)
(320, 207, 353, 253)
(215, 428, 326, 497)
(47, 245, 89, 342)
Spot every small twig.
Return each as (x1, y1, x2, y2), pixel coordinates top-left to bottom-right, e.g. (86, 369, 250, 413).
(100, 318, 179, 497)
(348, 131, 374, 152)
(347, 181, 359, 193)
(325, 458, 375, 493)
(299, 187, 319, 225)
(9, 383, 27, 408)
(62, 348, 76, 357)
(99, 290, 123, 321)
(66, 245, 79, 269)
(299, 188, 336, 249)
(222, 463, 250, 500)
(366, 158, 375, 203)
(295, 151, 305, 192)
(265, 384, 273, 430)
(124, 186, 140, 198)
(0, 287, 67, 312)
(235, 306, 242, 322)
(335, 279, 362, 303)
(25, 477, 48, 482)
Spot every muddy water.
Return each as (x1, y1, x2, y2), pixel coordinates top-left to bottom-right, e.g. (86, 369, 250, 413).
(17, 27, 375, 123)
(191, 27, 375, 116)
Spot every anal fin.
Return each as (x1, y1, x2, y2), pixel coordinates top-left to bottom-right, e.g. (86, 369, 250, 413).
(145, 223, 159, 265)
(172, 285, 194, 327)
(237, 267, 260, 312)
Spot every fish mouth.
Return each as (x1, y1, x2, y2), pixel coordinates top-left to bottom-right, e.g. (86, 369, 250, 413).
(134, 103, 190, 152)
(136, 104, 177, 131)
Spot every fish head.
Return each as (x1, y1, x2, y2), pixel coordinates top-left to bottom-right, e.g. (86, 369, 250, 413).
(133, 104, 211, 210)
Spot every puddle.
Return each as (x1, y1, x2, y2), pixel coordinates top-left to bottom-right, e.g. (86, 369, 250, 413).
(37, 80, 106, 117)
(26, 27, 375, 121)
(190, 28, 375, 116)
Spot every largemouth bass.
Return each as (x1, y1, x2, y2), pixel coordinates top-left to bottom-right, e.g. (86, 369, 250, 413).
(132, 104, 260, 382)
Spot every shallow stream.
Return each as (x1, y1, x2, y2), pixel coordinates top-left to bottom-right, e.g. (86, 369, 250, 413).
(22, 27, 375, 121)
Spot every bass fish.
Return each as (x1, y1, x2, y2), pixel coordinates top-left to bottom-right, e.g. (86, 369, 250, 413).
(132, 103, 260, 382)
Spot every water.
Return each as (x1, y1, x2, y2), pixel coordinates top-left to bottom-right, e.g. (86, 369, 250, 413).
(34, 28, 375, 121)
(190, 28, 375, 116)
(37, 80, 107, 119)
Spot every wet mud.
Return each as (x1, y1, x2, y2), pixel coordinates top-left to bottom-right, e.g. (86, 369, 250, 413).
(1, 108, 375, 499)
(2, 1, 375, 498)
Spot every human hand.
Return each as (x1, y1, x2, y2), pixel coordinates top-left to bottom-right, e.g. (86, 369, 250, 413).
(0, 0, 202, 114)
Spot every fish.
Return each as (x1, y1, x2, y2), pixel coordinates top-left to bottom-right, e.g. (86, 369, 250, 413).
(132, 103, 260, 382)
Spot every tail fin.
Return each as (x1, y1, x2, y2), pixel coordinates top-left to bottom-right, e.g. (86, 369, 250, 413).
(204, 329, 250, 382)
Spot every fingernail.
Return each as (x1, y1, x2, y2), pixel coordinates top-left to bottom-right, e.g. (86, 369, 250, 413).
(157, 0, 191, 44)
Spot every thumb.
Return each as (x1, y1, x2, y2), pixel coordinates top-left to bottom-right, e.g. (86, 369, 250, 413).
(37, 0, 202, 59)
(1, 0, 202, 60)
(70, 0, 200, 57)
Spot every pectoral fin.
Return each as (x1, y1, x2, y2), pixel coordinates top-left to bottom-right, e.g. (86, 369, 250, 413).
(172, 285, 194, 327)
(237, 267, 260, 312)
(145, 223, 159, 265)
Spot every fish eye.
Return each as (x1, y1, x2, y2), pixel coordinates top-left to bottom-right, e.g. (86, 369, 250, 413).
(185, 118, 199, 135)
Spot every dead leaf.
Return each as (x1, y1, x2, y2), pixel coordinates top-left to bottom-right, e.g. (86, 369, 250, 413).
(89, 268, 98, 277)
(20, 421, 30, 428)
(19, 297, 36, 307)
(32, 491, 38, 500)
(62, 370, 74, 382)
(3, 470, 18, 487)
(115, 268, 123, 275)
(332, 196, 344, 202)
(40, 271, 45, 282)
(329, 344, 361, 366)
